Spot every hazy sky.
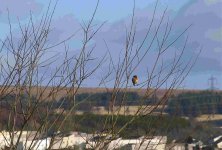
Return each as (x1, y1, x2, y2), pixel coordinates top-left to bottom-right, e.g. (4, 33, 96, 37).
(0, 0, 221, 89)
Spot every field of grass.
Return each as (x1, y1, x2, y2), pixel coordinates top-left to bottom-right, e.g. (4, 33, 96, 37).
(0, 86, 202, 101)
(195, 114, 222, 122)
(59, 105, 168, 115)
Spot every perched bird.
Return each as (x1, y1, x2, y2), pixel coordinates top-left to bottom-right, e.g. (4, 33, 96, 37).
(132, 75, 138, 86)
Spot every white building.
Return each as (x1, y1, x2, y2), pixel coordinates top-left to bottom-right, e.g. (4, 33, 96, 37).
(0, 130, 11, 149)
(0, 130, 48, 150)
(17, 138, 51, 150)
(166, 143, 185, 150)
(87, 136, 167, 150)
(213, 135, 222, 149)
(51, 132, 90, 149)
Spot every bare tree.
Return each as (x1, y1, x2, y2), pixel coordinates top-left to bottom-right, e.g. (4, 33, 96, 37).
(0, 0, 200, 150)
(91, 1, 200, 149)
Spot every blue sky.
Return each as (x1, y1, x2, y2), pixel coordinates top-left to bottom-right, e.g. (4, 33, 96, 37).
(0, 0, 221, 89)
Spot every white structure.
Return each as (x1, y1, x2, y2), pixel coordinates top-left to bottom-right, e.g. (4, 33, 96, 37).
(51, 132, 90, 149)
(213, 135, 222, 149)
(0, 131, 167, 150)
(0, 130, 11, 149)
(166, 143, 185, 150)
(0, 131, 36, 148)
(0, 130, 45, 150)
(87, 136, 167, 150)
(0, 130, 90, 150)
(17, 138, 51, 150)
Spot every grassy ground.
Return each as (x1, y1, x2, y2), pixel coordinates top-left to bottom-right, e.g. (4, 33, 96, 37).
(195, 114, 222, 122)
(55, 105, 168, 115)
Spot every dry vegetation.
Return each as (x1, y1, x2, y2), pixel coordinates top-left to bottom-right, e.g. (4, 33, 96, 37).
(0, 86, 203, 101)
(195, 114, 222, 122)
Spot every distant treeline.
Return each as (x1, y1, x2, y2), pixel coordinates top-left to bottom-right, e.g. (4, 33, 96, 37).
(1, 91, 222, 117)
(54, 91, 222, 116)
(0, 92, 157, 111)
(167, 91, 222, 117)
(51, 92, 158, 110)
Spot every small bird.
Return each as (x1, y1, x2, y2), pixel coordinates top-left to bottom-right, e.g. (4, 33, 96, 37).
(132, 75, 138, 86)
